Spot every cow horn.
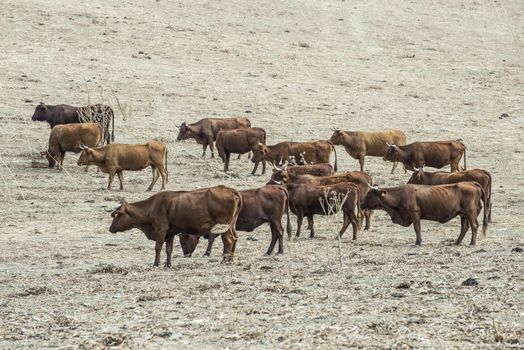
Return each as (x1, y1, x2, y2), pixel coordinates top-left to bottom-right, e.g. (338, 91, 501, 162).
(413, 167, 420, 172)
(386, 142, 391, 147)
(79, 144, 88, 150)
(269, 179, 282, 185)
(258, 142, 263, 147)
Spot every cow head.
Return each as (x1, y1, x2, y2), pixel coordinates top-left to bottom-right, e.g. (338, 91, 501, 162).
(46, 150, 57, 168)
(406, 169, 425, 184)
(361, 184, 386, 210)
(268, 164, 289, 185)
(251, 142, 269, 164)
(32, 102, 48, 121)
(77, 146, 95, 166)
(383, 144, 400, 162)
(179, 234, 200, 257)
(109, 200, 134, 233)
(329, 128, 343, 145)
(175, 122, 193, 141)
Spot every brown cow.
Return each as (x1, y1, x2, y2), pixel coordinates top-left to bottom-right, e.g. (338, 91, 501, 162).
(216, 127, 267, 174)
(175, 117, 251, 158)
(407, 169, 493, 222)
(178, 185, 292, 257)
(287, 182, 360, 240)
(251, 140, 337, 171)
(361, 182, 487, 245)
(32, 102, 115, 145)
(108, 186, 242, 266)
(268, 163, 335, 184)
(383, 140, 466, 172)
(330, 129, 407, 173)
(46, 123, 103, 170)
(77, 141, 168, 191)
(269, 170, 374, 231)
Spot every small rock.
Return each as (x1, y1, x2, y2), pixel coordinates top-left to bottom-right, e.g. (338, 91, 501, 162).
(24, 98, 33, 103)
(462, 278, 479, 286)
(397, 282, 411, 289)
(499, 113, 509, 119)
(245, 110, 252, 114)
(511, 247, 523, 253)
(391, 292, 405, 298)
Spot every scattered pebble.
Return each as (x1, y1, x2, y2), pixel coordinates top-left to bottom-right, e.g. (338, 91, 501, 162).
(499, 113, 509, 119)
(462, 278, 479, 286)
(397, 282, 411, 289)
(511, 247, 523, 253)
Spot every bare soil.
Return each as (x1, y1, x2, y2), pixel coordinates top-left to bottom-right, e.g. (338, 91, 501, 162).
(1, 0, 523, 349)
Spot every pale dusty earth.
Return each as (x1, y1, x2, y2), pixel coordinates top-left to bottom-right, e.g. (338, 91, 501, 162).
(1, 0, 523, 349)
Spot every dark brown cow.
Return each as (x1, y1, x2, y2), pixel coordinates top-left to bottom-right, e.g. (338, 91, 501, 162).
(77, 141, 168, 191)
(361, 182, 488, 245)
(178, 185, 292, 257)
(383, 140, 466, 172)
(46, 123, 102, 170)
(407, 169, 493, 222)
(251, 140, 337, 171)
(32, 102, 115, 144)
(269, 170, 374, 231)
(175, 117, 251, 158)
(287, 182, 360, 240)
(268, 163, 335, 184)
(108, 186, 242, 266)
(216, 127, 267, 174)
(330, 129, 407, 173)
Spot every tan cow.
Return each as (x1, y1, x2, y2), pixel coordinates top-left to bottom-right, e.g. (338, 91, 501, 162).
(77, 141, 168, 191)
(330, 129, 407, 173)
(46, 123, 102, 170)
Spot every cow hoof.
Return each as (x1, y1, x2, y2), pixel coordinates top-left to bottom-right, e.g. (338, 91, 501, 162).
(203, 252, 210, 257)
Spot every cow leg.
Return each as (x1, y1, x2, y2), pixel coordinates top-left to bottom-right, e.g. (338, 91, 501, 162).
(147, 166, 159, 191)
(154, 239, 164, 267)
(204, 234, 216, 257)
(455, 215, 470, 245)
(411, 213, 422, 245)
(307, 215, 315, 238)
(224, 152, 231, 172)
(390, 161, 398, 174)
(467, 212, 479, 246)
(268, 221, 284, 255)
(202, 144, 208, 158)
(208, 139, 215, 158)
(158, 166, 167, 190)
(358, 155, 365, 172)
(262, 160, 266, 175)
(365, 210, 371, 230)
(295, 212, 304, 238)
(116, 171, 124, 191)
(84, 165, 89, 172)
(251, 161, 259, 175)
(339, 212, 351, 238)
(221, 230, 236, 263)
(237, 154, 242, 160)
(108, 168, 116, 190)
(165, 235, 174, 268)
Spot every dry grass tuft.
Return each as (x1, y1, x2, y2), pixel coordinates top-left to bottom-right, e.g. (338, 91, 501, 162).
(90, 264, 129, 275)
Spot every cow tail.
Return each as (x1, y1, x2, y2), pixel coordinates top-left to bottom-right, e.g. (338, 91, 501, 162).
(110, 107, 115, 143)
(457, 139, 466, 170)
(329, 141, 338, 172)
(485, 170, 492, 222)
(478, 183, 488, 238)
(355, 187, 362, 227)
(279, 186, 292, 238)
(164, 147, 169, 184)
(230, 190, 243, 240)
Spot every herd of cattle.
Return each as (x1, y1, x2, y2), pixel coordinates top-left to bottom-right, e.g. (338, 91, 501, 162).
(32, 102, 492, 267)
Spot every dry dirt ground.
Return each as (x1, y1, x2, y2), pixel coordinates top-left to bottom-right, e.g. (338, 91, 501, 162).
(1, 0, 523, 349)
